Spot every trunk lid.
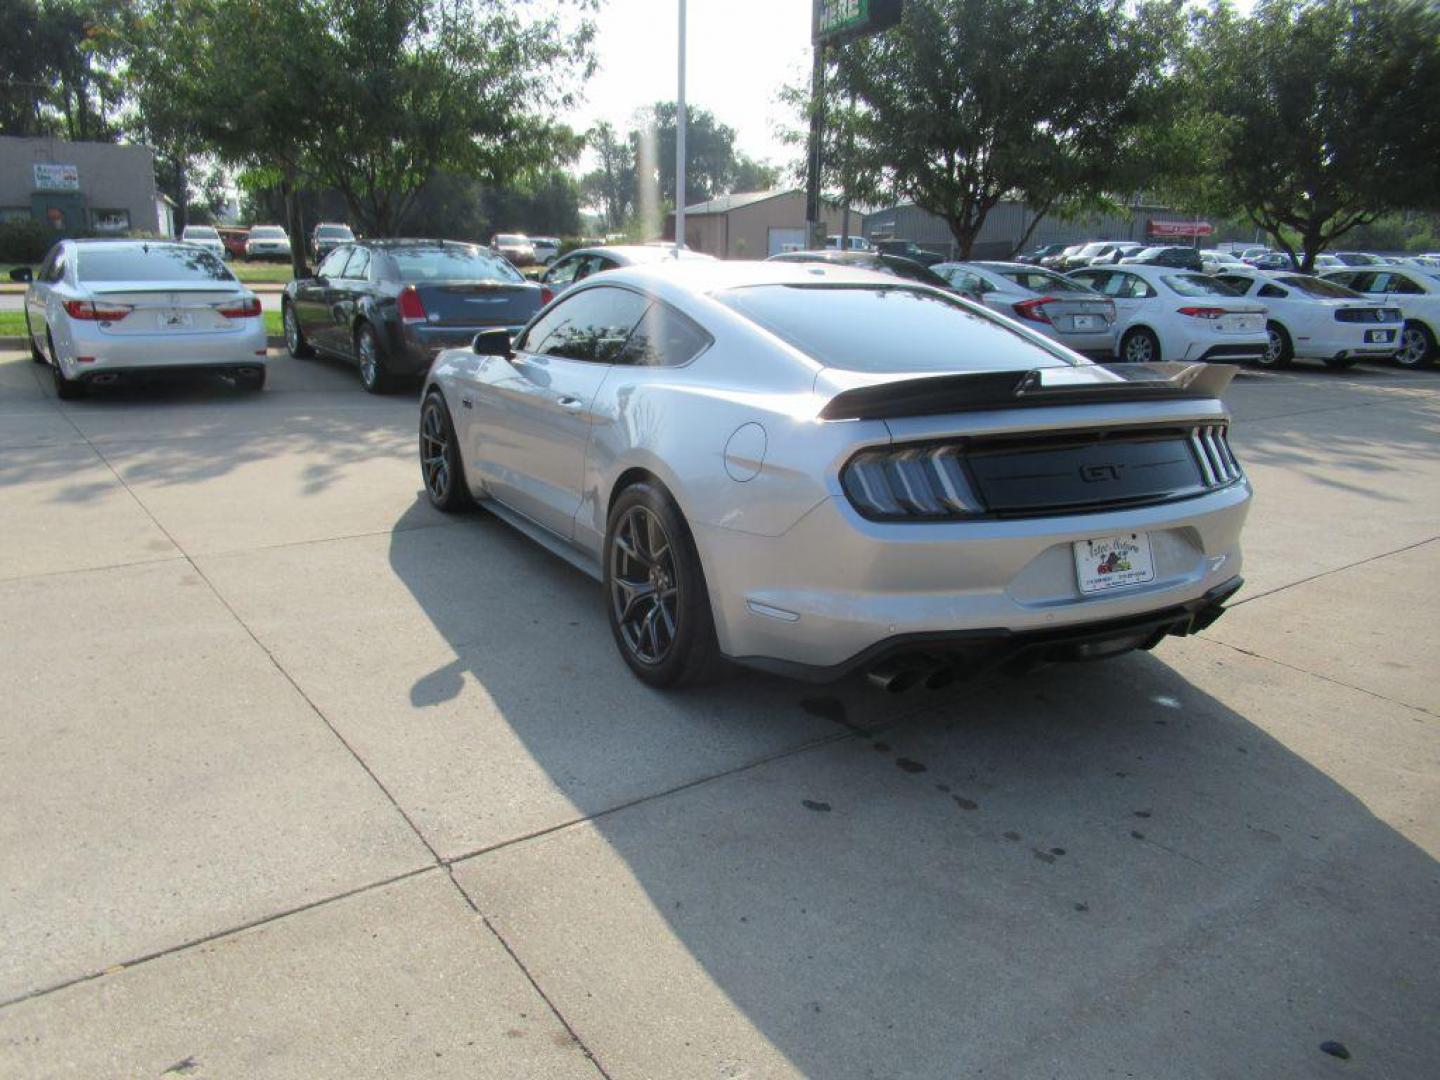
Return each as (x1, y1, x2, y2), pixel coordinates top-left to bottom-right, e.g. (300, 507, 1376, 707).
(417, 281, 541, 327)
(81, 285, 253, 335)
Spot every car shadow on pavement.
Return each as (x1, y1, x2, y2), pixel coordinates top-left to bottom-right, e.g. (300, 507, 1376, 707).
(386, 498, 1439, 1079)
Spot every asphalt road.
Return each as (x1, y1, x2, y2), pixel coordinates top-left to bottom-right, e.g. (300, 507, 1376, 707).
(0, 349, 1436, 1078)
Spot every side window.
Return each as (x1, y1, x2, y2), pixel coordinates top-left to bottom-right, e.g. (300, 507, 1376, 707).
(1070, 271, 1107, 292)
(1387, 274, 1422, 295)
(942, 268, 982, 293)
(524, 286, 650, 363)
(37, 248, 61, 282)
(618, 302, 713, 367)
(1257, 283, 1287, 299)
(544, 254, 581, 287)
(1216, 275, 1251, 294)
(317, 247, 351, 279)
(1117, 274, 1155, 299)
(342, 248, 370, 280)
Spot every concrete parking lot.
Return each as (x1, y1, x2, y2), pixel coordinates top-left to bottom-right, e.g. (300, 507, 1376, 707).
(0, 347, 1436, 1079)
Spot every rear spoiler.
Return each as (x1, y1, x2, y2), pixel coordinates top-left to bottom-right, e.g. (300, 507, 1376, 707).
(818, 362, 1237, 421)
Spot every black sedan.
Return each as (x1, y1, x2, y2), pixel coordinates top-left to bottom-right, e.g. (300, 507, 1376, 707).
(766, 249, 958, 290)
(281, 240, 544, 393)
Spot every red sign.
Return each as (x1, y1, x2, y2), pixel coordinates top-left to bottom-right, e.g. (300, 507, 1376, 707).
(1148, 219, 1213, 238)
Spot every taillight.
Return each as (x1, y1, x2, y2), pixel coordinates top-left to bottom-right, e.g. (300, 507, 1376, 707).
(841, 445, 983, 520)
(398, 285, 427, 323)
(1178, 307, 1227, 319)
(1012, 297, 1055, 324)
(540, 286, 554, 305)
(216, 296, 262, 318)
(64, 299, 131, 321)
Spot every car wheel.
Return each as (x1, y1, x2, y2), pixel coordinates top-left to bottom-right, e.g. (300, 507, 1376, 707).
(604, 482, 723, 689)
(356, 323, 395, 394)
(1120, 327, 1160, 364)
(283, 301, 314, 358)
(46, 330, 85, 401)
(1395, 321, 1435, 369)
(233, 365, 266, 392)
(1258, 321, 1293, 368)
(24, 309, 44, 363)
(419, 390, 473, 512)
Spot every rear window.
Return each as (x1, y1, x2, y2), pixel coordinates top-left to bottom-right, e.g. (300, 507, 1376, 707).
(1275, 275, 1359, 299)
(389, 247, 522, 283)
(77, 245, 234, 283)
(183, 227, 218, 239)
(1162, 274, 1239, 297)
(494, 234, 528, 246)
(995, 268, 1091, 293)
(715, 284, 1076, 373)
(316, 226, 353, 239)
(249, 227, 286, 239)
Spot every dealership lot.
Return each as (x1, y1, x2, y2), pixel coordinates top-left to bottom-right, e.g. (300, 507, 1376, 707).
(0, 349, 1436, 1078)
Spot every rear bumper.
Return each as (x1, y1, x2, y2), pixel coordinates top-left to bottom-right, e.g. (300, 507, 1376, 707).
(393, 322, 529, 375)
(56, 319, 267, 376)
(1185, 340, 1267, 362)
(1295, 325, 1398, 360)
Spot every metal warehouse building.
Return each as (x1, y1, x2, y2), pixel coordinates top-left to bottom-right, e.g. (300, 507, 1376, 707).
(0, 136, 170, 238)
(671, 189, 865, 259)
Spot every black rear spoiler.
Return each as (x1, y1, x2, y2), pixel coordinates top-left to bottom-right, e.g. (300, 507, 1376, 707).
(818, 363, 1237, 421)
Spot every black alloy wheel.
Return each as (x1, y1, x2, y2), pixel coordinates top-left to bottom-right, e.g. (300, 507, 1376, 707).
(357, 323, 394, 394)
(604, 482, 722, 688)
(419, 391, 471, 512)
(283, 301, 314, 358)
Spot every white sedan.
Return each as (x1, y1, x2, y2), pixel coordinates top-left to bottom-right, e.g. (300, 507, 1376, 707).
(17, 239, 267, 399)
(1320, 267, 1440, 368)
(1067, 264, 1268, 364)
(1210, 269, 1402, 368)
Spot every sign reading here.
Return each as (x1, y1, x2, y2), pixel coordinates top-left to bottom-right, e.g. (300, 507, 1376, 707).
(34, 163, 79, 191)
(813, 0, 903, 45)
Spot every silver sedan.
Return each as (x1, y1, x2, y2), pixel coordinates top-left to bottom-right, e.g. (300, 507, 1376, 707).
(933, 261, 1119, 359)
(16, 239, 267, 398)
(418, 261, 1250, 689)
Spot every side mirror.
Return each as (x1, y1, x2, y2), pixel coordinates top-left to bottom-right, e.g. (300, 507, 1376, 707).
(472, 329, 513, 356)
(9, 267, 33, 283)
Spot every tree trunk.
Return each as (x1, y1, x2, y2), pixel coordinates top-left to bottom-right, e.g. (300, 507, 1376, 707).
(282, 175, 308, 279)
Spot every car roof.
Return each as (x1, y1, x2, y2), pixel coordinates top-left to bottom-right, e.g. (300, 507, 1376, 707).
(585, 258, 929, 302)
(565, 245, 715, 264)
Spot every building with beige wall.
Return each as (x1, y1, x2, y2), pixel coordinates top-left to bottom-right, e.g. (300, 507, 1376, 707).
(670, 189, 864, 259)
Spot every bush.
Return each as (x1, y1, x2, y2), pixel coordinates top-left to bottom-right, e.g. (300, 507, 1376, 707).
(0, 218, 56, 264)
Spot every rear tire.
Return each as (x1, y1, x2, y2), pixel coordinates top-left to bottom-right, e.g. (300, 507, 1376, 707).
(356, 322, 395, 394)
(1120, 327, 1160, 364)
(419, 390, 473, 512)
(1258, 321, 1293, 368)
(47, 330, 85, 401)
(24, 310, 44, 363)
(1395, 321, 1435, 369)
(604, 481, 723, 689)
(283, 301, 314, 358)
(234, 366, 266, 392)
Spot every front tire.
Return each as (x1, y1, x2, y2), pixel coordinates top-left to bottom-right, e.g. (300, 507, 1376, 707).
(283, 301, 314, 358)
(356, 322, 395, 394)
(1259, 321, 1293, 368)
(419, 390, 473, 512)
(1120, 326, 1160, 364)
(1395, 321, 1435, 369)
(604, 482, 722, 688)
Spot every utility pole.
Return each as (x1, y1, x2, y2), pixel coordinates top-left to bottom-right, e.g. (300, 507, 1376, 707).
(803, 44, 826, 251)
(675, 0, 687, 255)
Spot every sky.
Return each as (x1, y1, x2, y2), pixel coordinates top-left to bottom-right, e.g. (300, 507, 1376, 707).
(566, 1, 815, 175)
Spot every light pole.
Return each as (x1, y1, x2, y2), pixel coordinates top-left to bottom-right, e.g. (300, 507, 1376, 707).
(675, 0, 687, 255)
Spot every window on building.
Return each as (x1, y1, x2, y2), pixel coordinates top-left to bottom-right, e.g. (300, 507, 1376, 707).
(90, 210, 131, 233)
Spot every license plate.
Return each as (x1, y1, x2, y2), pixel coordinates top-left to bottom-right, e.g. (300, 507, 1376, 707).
(1074, 532, 1155, 594)
(159, 310, 192, 329)
(1224, 315, 1260, 332)
(1071, 315, 1099, 330)
(1366, 329, 1394, 343)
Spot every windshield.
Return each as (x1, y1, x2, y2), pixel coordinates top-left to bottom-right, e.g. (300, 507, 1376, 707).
(250, 226, 286, 238)
(316, 226, 353, 239)
(1275, 275, 1360, 299)
(494, 234, 528, 246)
(388, 247, 523, 283)
(77, 245, 235, 283)
(1078, 243, 1107, 256)
(183, 227, 218, 239)
(993, 267, 1092, 293)
(1163, 274, 1240, 297)
(715, 284, 1075, 373)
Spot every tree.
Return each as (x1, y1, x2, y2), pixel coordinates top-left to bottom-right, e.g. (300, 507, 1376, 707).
(1190, 0, 1440, 271)
(629, 102, 771, 209)
(801, 0, 1184, 259)
(581, 121, 635, 231)
(1, 0, 127, 140)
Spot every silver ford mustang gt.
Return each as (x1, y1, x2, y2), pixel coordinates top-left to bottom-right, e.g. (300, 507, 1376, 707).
(418, 261, 1250, 689)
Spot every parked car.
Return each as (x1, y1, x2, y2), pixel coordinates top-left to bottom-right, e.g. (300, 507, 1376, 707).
(1067, 264, 1268, 364)
(1062, 241, 1139, 270)
(826, 235, 873, 252)
(1331, 251, 1384, 267)
(530, 236, 561, 264)
(1244, 251, 1296, 271)
(216, 226, 249, 260)
(540, 244, 716, 298)
(282, 240, 544, 393)
(13, 239, 265, 399)
(491, 233, 536, 266)
(1015, 242, 1070, 266)
(1210, 269, 1402, 368)
(1320, 267, 1440, 367)
(1311, 253, 1344, 271)
(1200, 249, 1250, 274)
(1086, 242, 1145, 266)
(1120, 246, 1205, 272)
(309, 222, 355, 263)
(768, 249, 955, 289)
(416, 259, 1250, 688)
(245, 225, 291, 261)
(932, 261, 1117, 359)
(872, 238, 946, 266)
(180, 224, 227, 261)
(1042, 243, 1086, 270)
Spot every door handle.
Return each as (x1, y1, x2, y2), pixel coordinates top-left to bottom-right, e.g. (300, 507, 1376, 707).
(557, 396, 583, 409)
(461, 395, 473, 409)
